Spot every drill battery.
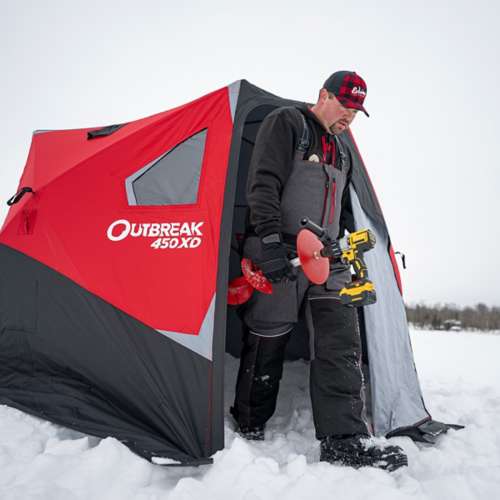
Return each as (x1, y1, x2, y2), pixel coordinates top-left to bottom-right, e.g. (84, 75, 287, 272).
(339, 278, 377, 307)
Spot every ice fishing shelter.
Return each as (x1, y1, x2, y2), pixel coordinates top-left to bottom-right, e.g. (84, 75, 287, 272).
(0, 81, 453, 465)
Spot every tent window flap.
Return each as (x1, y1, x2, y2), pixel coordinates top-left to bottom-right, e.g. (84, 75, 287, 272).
(126, 129, 207, 206)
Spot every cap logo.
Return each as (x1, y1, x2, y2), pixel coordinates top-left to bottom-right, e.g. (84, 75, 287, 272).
(351, 86, 366, 97)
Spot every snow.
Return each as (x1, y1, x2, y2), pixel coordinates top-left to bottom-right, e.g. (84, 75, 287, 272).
(1, 329, 499, 500)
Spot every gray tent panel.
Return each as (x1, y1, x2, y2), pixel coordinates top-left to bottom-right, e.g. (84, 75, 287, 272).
(157, 294, 216, 361)
(228, 80, 241, 122)
(126, 129, 207, 206)
(349, 186, 429, 435)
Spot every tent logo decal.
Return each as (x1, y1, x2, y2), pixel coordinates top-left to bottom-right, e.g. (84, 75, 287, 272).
(107, 219, 204, 249)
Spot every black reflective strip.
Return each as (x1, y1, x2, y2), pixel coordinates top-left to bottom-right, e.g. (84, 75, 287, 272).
(7, 187, 33, 206)
(87, 123, 126, 140)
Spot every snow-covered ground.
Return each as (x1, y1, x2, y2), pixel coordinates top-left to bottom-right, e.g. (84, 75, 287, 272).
(1, 329, 499, 500)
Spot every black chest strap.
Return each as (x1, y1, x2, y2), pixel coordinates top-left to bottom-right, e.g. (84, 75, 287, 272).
(296, 110, 310, 153)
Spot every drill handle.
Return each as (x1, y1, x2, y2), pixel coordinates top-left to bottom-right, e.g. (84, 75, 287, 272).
(300, 218, 326, 238)
(352, 254, 369, 280)
(300, 218, 334, 246)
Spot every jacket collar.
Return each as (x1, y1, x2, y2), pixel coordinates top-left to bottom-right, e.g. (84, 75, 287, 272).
(298, 103, 332, 135)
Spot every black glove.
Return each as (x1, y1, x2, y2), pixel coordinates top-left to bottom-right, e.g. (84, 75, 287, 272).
(256, 233, 296, 283)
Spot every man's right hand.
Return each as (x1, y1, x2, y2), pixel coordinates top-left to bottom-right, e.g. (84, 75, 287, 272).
(256, 233, 296, 283)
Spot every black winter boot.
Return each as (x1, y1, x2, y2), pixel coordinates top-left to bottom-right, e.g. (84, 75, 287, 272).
(320, 434, 408, 472)
(235, 423, 265, 441)
(230, 406, 265, 441)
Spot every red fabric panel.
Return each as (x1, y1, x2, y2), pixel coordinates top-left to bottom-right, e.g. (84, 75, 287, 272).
(0, 87, 233, 334)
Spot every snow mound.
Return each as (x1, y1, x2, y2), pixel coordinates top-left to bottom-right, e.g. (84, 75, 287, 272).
(0, 330, 499, 500)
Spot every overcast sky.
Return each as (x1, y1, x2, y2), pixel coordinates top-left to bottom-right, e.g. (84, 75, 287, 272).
(1, 0, 499, 307)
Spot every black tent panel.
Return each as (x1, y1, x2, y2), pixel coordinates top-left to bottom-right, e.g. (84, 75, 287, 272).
(0, 244, 213, 464)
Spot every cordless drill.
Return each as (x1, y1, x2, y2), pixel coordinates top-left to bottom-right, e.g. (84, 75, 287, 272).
(299, 218, 377, 307)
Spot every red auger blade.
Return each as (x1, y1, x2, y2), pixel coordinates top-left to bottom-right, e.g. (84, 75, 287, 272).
(241, 258, 273, 294)
(227, 258, 273, 306)
(297, 229, 330, 285)
(227, 275, 254, 306)
(227, 231, 330, 305)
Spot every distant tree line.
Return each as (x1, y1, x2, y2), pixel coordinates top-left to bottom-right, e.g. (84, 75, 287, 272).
(405, 303, 500, 331)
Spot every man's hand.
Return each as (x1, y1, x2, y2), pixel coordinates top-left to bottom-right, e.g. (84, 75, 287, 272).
(256, 233, 296, 283)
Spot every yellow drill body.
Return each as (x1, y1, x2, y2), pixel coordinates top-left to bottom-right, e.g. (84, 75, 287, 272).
(338, 229, 377, 307)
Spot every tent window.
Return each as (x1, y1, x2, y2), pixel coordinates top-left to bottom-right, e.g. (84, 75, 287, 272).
(126, 129, 207, 206)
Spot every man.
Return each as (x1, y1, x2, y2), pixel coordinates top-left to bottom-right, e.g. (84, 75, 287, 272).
(231, 71, 408, 472)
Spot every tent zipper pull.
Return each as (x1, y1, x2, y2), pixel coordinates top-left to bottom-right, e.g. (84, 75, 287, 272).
(7, 187, 34, 206)
(395, 251, 406, 269)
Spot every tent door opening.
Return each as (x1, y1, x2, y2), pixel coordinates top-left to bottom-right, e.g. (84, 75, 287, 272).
(225, 104, 309, 360)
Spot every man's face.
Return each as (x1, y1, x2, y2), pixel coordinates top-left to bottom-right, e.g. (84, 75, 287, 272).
(330, 106, 358, 134)
(322, 89, 354, 128)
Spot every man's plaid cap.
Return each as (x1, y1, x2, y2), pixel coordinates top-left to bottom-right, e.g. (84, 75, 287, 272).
(324, 71, 369, 117)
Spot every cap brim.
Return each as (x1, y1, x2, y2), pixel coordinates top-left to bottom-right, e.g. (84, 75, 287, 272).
(338, 98, 370, 117)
